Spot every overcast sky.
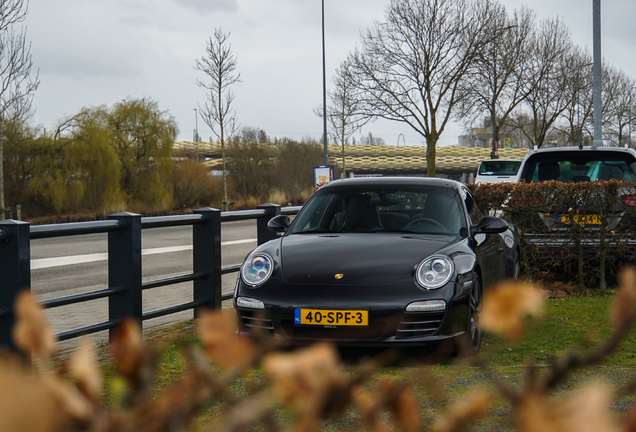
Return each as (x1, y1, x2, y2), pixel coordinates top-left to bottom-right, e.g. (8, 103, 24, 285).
(25, 0, 636, 147)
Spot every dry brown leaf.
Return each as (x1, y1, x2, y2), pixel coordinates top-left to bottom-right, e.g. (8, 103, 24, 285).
(352, 385, 390, 432)
(261, 342, 344, 405)
(0, 357, 63, 432)
(517, 384, 615, 432)
(0, 357, 92, 432)
(68, 338, 102, 402)
(480, 281, 544, 340)
(610, 267, 636, 329)
(41, 374, 94, 423)
(353, 381, 421, 432)
(11, 290, 57, 358)
(434, 389, 492, 432)
(198, 309, 256, 370)
(111, 319, 144, 381)
(384, 381, 421, 432)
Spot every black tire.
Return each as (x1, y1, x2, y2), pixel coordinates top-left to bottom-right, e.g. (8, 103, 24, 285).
(468, 276, 482, 354)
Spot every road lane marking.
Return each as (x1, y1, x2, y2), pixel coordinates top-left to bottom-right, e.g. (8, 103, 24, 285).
(31, 238, 257, 270)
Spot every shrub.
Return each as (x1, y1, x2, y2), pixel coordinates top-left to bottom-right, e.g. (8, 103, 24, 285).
(171, 159, 223, 209)
(470, 181, 636, 289)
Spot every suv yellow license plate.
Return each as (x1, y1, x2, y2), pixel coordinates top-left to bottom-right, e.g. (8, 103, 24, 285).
(294, 309, 368, 326)
(559, 214, 601, 225)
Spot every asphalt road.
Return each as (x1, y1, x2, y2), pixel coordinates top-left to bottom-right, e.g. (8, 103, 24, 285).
(30, 220, 259, 342)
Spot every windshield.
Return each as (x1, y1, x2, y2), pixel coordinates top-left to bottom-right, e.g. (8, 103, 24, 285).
(520, 151, 636, 183)
(290, 185, 466, 235)
(478, 160, 521, 176)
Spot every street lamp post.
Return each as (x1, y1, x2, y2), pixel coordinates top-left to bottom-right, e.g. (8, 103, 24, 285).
(592, 0, 602, 147)
(491, 68, 498, 159)
(576, 94, 582, 149)
(193, 108, 199, 161)
(629, 110, 632, 148)
(575, 62, 593, 149)
(630, 90, 634, 148)
(321, 0, 328, 166)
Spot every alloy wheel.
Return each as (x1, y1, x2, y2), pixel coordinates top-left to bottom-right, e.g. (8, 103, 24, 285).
(469, 277, 482, 354)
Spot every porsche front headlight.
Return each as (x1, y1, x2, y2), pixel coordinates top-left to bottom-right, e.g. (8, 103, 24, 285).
(241, 253, 274, 287)
(416, 255, 454, 289)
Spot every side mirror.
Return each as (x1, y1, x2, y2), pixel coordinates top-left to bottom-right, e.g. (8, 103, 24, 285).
(267, 214, 290, 233)
(472, 216, 508, 235)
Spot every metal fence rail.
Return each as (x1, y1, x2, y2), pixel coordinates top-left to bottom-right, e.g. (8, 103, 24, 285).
(0, 203, 299, 349)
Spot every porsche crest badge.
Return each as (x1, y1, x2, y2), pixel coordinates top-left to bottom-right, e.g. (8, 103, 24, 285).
(335, 273, 344, 279)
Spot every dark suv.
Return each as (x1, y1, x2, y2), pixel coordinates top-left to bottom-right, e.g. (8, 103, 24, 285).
(509, 145, 636, 253)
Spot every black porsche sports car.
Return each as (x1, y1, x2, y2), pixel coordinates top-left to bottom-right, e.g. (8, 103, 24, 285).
(233, 177, 519, 353)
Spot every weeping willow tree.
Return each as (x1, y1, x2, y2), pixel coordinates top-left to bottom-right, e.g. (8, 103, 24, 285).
(107, 98, 177, 209)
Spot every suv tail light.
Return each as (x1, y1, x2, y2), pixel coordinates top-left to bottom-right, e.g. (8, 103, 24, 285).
(621, 195, 635, 207)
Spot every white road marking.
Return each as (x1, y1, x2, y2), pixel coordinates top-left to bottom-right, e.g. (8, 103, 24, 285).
(31, 238, 257, 270)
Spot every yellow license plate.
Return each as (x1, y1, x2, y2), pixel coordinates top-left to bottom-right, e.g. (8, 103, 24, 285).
(559, 214, 601, 225)
(294, 309, 368, 326)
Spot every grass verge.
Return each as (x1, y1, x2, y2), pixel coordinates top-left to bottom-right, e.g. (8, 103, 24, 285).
(481, 295, 636, 366)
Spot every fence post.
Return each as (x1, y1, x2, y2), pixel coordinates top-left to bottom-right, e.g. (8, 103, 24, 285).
(0, 220, 31, 351)
(256, 203, 281, 245)
(193, 208, 221, 314)
(107, 212, 142, 340)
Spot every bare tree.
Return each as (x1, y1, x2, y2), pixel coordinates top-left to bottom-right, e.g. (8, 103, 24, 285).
(602, 65, 635, 146)
(457, 5, 535, 156)
(233, 126, 269, 144)
(358, 132, 386, 146)
(346, 0, 495, 176)
(0, 0, 39, 220)
(315, 59, 369, 178)
(507, 16, 573, 148)
(195, 28, 240, 211)
(552, 46, 593, 146)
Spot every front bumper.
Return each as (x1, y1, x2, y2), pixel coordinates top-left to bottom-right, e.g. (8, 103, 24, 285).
(235, 306, 466, 347)
(234, 279, 471, 347)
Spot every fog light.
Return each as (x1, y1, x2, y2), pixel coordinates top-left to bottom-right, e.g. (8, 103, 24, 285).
(236, 296, 265, 310)
(405, 300, 446, 312)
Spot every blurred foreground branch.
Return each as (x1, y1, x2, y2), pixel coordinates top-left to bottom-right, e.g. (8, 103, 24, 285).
(2, 269, 636, 432)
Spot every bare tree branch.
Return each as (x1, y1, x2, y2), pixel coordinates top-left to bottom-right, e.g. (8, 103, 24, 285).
(0, 0, 39, 220)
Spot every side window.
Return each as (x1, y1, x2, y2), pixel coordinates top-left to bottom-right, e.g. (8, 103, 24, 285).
(298, 194, 331, 231)
(463, 188, 482, 225)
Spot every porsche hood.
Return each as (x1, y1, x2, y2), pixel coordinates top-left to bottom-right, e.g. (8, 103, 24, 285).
(280, 233, 458, 286)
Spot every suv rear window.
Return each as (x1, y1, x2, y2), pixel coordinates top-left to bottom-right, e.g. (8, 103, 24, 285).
(519, 151, 636, 183)
(478, 160, 521, 176)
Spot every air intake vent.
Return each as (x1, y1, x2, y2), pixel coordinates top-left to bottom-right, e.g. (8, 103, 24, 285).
(237, 310, 274, 335)
(396, 312, 444, 339)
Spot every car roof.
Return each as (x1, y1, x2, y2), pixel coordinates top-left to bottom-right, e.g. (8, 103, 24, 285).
(523, 145, 636, 158)
(321, 176, 463, 191)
